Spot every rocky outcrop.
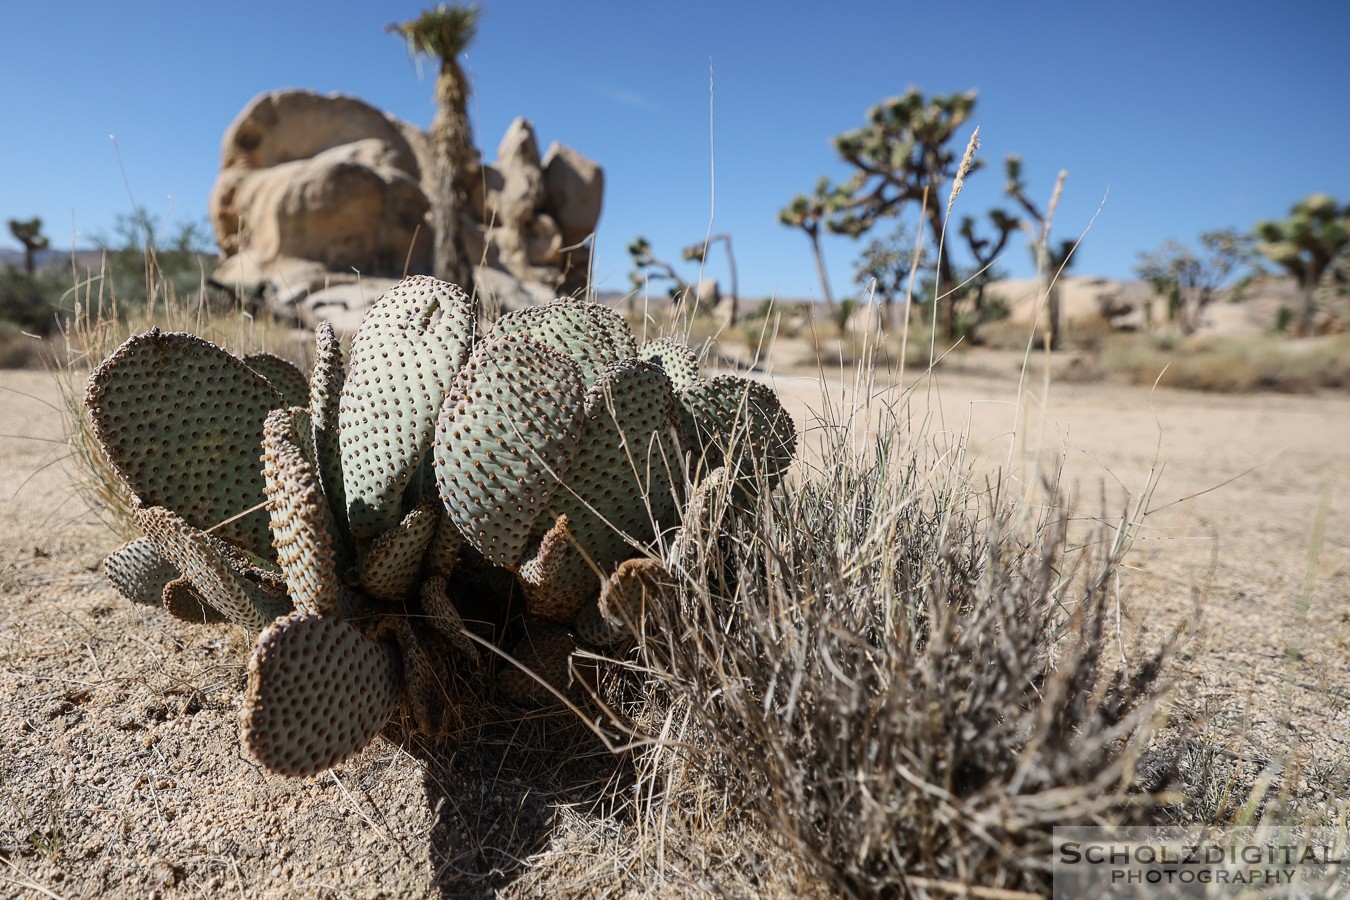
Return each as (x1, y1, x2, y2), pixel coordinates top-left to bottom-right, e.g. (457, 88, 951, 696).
(208, 90, 603, 327)
(209, 91, 433, 296)
(465, 117, 602, 303)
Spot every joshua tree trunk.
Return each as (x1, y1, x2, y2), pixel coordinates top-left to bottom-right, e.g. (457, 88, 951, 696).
(389, 5, 480, 294)
(431, 59, 475, 290)
(722, 235, 739, 326)
(808, 227, 836, 311)
(925, 203, 957, 340)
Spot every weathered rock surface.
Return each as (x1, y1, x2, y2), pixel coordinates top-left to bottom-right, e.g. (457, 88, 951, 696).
(543, 141, 604, 296)
(208, 90, 604, 330)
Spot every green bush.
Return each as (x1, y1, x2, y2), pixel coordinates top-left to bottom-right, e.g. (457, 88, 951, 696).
(0, 267, 69, 335)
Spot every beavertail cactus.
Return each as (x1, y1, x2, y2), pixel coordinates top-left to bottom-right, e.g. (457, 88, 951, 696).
(86, 276, 797, 777)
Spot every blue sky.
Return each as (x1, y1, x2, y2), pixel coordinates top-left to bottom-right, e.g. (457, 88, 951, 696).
(2, 1, 1347, 301)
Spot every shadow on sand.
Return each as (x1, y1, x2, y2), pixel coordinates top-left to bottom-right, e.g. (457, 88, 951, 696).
(404, 703, 635, 898)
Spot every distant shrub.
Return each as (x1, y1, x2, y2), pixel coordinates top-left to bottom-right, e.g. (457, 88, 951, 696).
(1101, 333, 1350, 393)
(0, 267, 69, 335)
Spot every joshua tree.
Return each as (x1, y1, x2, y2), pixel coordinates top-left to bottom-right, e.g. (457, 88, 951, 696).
(389, 4, 480, 292)
(1005, 157, 1073, 350)
(778, 177, 852, 313)
(682, 233, 739, 324)
(8, 217, 49, 275)
(627, 236, 690, 303)
(1135, 230, 1252, 335)
(827, 89, 979, 338)
(1254, 194, 1350, 336)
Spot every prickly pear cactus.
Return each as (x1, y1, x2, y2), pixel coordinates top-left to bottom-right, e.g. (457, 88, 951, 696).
(85, 276, 797, 777)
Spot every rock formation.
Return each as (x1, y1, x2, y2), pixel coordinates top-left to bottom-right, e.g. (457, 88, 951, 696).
(209, 90, 603, 327)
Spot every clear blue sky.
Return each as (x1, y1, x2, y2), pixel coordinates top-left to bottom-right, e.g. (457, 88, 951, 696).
(2, 1, 1347, 301)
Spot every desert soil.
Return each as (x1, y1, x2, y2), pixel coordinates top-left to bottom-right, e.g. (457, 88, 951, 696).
(1, 360, 1348, 898)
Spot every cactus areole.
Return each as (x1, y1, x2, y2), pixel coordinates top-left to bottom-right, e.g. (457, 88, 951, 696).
(86, 277, 797, 776)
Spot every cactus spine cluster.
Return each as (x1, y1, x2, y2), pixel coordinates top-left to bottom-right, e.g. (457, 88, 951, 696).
(87, 276, 796, 776)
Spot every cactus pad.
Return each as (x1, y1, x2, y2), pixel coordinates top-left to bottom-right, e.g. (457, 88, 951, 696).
(424, 514, 463, 577)
(519, 360, 682, 620)
(357, 498, 439, 601)
(309, 323, 349, 549)
(162, 576, 229, 624)
(244, 353, 310, 409)
(102, 537, 180, 607)
(242, 612, 404, 776)
(493, 299, 635, 386)
(134, 505, 292, 632)
(596, 556, 675, 639)
(85, 329, 283, 558)
(339, 276, 476, 542)
(262, 407, 340, 616)
(638, 337, 702, 391)
(678, 375, 797, 490)
(420, 575, 479, 662)
(666, 466, 732, 572)
(434, 334, 587, 568)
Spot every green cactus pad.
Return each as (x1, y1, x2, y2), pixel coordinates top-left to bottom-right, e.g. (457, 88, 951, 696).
(242, 612, 403, 776)
(85, 329, 283, 558)
(638, 337, 702, 391)
(424, 514, 463, 577)
(434, 334, 587, 568)
(102, 537, 180, 607)
(162, 576, 229, 624)
(309, 323, 349, 552)
(244, 353, 310, 409)
(338, 276, 477, 542)
(421, 575, 480, 662)
(677, 375, 797, 490)
(262, 407, 341, 617)
(357, 497, 439, 601)
(519, 360, 683, 621)
(493, 299, 635, 386)
(134, 505, 293, 632)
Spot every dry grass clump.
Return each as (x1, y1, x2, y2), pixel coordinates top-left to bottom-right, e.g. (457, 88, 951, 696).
(590, 398, 1176, 897)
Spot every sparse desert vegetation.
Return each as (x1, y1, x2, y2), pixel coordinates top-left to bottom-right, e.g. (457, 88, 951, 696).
(3, 4, 1350, 897)
(1, 253, 1348, 896)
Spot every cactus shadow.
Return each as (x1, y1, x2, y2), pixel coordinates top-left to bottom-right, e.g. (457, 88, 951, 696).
(409, 708, 633, 898)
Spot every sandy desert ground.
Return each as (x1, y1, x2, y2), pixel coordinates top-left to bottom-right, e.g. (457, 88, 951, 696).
(1, 356, 1348, 897)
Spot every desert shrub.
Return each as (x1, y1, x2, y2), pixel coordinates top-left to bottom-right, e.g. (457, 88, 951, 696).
(90, 209, 225, 313)
(1065, 313, 1115, 353)
(598, 400, 1173, 897)
(1101, 333, 1350, 393)
(0, 267, 69, 336)
(0, 321, 51, 368)
(969, 315, 1036, 350)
